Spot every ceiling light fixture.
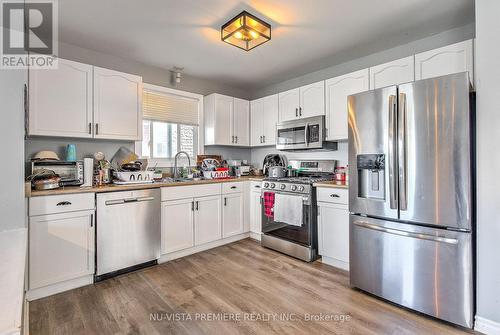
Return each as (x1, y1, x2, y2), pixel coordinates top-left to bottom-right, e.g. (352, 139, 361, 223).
(221, 11, 271, 51)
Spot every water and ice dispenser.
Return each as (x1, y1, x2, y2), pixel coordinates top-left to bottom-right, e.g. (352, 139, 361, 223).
(357, 154, 385, 200)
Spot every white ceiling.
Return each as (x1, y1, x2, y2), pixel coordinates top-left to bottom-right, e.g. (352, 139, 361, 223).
(58, 0, 474, 90)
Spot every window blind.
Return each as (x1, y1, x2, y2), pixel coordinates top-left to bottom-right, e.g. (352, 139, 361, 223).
(143, 89, 199, 126)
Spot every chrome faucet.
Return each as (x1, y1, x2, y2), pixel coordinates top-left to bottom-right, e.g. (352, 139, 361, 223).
(173, 151, 191, 178)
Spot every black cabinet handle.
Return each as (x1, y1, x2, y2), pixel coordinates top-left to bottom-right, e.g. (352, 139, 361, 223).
(255, 185, 261, 188)
(196, 201, 199, 211)
(330, 194, 340, 198)
(56, 201, 72, 206)
(299, 107, 302, 116)
(95, 123, 99, 135)
(295, 108, 298, 117)
(88, 122, 92, 134)
(191, 201, 194, 211)
(90, 214, 94, 227)
(224, 197, 227, 206)
(230, 186, 237, 189)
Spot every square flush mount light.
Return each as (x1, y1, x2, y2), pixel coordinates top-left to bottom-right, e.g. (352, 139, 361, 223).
(221, 11, 271, 51)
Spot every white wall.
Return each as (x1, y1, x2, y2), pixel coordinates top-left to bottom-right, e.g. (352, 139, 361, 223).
(475, 0, 500, 330)
(0, 67, 27, 231)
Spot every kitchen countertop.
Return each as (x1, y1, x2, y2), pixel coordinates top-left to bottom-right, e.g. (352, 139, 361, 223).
(313, 180, 349, 189)
(27, 176, 264, 197)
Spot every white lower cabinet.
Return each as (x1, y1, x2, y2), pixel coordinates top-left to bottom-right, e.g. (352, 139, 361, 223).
(194, 195, 222, 245)
(249, 191, 262, 238)
(161, 198, 194, 254)
(317, 187, 349, 271)
(222, 193, 244, 238)
(29, 210, 95, 290)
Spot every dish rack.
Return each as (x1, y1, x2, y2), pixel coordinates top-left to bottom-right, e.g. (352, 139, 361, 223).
(113, 171, 155, 182)
(202, 168, 230, 179)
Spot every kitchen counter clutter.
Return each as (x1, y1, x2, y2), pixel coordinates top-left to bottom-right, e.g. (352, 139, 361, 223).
(27, 176, 264, 197)
(0, 228, 27, 335)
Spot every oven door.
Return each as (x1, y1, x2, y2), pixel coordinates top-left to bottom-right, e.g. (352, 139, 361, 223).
(261, 191, 313, 247)
(276, 116, 324, 150)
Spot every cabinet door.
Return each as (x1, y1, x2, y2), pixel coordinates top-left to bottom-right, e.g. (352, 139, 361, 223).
(29, 211, 94, 289)
(262, 94, 279, 145)
(161, 199, 194, 254)
(93, 66, 142, 140)
(233, 98, 250, 146)
(325, 69, 369, 141)
(214, 94, 233, 145)
(249, 191, 262, 234)
(318, 203, 349, 267)
(279, 88, 300, 122)
(415, 40, 473, 82)
(29, 58, 93, 138)
(370, 56, 415, 89)
(194, 195, 222, 245)
(250, 99, 264, 146)
(299, 81, 325, 118)
(222, 193, 244, 238)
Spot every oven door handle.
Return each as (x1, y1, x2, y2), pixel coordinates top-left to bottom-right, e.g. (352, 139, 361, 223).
(304, 123, 309, 147)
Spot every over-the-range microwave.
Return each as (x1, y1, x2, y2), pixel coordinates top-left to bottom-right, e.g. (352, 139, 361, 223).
(275, 115, 337, 151)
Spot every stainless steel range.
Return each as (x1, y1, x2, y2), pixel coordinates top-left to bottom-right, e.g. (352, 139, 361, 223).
(261, 160, 336, 262)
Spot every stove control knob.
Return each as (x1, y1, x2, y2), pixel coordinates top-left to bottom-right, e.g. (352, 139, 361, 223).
(270, 183, 276, 189)
(298, 186, 305, 192)
(280, 184, 286, 190)
(264, 182, 269, 188)
(291, 185, 297, 191)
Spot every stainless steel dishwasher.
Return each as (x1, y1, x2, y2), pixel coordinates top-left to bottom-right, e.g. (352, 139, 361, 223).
(96, 189, 160, 281)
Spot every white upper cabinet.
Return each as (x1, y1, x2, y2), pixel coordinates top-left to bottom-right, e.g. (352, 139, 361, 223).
(204, 93, 250, 146)
(415, 39, 474, 83)
(93, 66, 142, 140)
(29, 58, 93, 138)
(29, 59, 142, 140)
(250, 94, 279, 146)
(279, 88, 300, 121)
(370, 56, 415, 89)
(262, 94, 279, 145)
(279, 82, 325, 122)
(325, 69, 369, 141)
(233, 98, 250, 146)
(299, 81, 325, 118)
(250, 98, 264, 146)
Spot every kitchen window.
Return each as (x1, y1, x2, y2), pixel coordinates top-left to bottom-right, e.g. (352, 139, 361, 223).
(137, 85, 203, 163)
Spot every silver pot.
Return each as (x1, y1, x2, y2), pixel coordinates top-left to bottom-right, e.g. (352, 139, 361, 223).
(267, 166, 287, 178)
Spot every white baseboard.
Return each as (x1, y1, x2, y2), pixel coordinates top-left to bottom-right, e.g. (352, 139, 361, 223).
(26, 275, 93, 301)
(320, 256, 349, 271)
(159, 232, 250, 263)
(475, 316, 500, 335)
(249, 232, 261, 241)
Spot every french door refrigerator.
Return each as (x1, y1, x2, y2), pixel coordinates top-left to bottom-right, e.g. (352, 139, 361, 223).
(348, 72, 474, 328)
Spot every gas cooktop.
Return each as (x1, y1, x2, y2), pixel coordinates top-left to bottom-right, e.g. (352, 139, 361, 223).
(263, 175, 334, 185)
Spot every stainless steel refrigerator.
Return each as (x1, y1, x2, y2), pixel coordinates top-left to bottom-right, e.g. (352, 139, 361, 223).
(348, 72, 474, 328)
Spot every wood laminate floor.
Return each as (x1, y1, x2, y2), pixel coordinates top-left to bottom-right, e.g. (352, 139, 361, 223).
(29, 239, 474, 335)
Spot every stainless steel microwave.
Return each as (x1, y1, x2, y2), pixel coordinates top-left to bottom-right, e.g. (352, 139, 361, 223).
(276, 115, 337, 151)
(32, 160, 84, 186)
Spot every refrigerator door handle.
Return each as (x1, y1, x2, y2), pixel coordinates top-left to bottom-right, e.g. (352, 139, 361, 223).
(398, 92, 408, 211)
(388, 94, 398, 209)
(353, 221, 459, 245)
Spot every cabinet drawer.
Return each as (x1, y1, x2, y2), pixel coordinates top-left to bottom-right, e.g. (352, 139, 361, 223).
(29, 193, 95, 216)
(316, 188, 348, 205)
(222, 181, 244, 194)
(250, 181, 262, 193)
(162, 183, 221, 201)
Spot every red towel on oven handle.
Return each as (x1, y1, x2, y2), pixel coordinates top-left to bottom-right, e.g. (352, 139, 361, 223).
(263, 191, 275, 218)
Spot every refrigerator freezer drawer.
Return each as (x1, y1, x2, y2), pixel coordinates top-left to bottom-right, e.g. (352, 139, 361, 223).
(349, 215, 473, 328)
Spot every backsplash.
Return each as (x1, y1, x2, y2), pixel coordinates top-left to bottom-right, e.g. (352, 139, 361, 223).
(25, 137, 134, 162)
(250, 141, 348, 169)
